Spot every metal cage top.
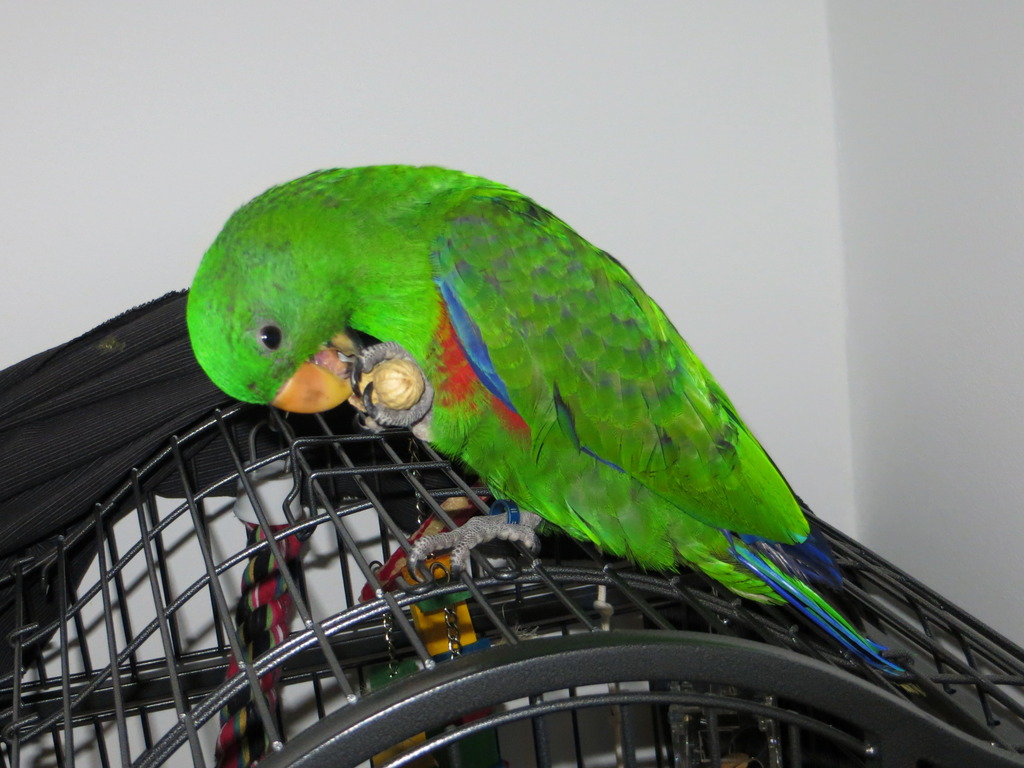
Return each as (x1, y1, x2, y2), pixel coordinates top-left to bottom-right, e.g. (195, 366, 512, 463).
(2, 403, 1023, 768)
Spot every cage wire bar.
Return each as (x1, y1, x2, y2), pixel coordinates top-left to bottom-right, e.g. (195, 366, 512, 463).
(0, 402, 1022, 767)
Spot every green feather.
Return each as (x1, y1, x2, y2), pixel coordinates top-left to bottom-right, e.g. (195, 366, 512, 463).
(430, 192, 807, 552)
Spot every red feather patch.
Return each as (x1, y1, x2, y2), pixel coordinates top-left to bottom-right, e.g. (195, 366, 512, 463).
(493, 393, 529, 437)
(434, 301, 530, 439)
(436, 304, 480, 409)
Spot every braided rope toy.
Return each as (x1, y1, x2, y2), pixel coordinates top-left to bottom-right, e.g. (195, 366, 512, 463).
(216, 522, 302, 768)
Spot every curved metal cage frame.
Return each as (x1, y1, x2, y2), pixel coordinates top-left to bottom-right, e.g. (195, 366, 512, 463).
(1, 403, 1023, 767)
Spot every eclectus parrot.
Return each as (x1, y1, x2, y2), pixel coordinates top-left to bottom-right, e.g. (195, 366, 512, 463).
(187, 165, 899, 673)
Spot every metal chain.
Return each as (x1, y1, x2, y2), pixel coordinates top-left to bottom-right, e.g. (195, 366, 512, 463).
(430, 561, 462, 656)
(444, 603, 462, 657)
(371, 561, 400, 679)
(408, 437, 427, 525)
(383, 610, 399, 677)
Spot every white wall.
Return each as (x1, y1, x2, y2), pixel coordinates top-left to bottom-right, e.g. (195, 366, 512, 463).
(0, 2, 856, 531)
(828, 1, 1024, 642)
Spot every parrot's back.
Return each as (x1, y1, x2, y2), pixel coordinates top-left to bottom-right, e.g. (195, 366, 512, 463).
(427, 189, 808, 552)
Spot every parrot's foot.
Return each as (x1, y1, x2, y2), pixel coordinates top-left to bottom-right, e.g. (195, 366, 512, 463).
(407, 501, 543, 576)
(351, 341, 434, 438)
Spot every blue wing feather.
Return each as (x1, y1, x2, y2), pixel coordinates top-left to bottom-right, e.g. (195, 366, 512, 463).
(435, 276, 518, 414)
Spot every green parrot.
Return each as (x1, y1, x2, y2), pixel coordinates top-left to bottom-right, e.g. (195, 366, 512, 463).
(187, 165, 898, 673)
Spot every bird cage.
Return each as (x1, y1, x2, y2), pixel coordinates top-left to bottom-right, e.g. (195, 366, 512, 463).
(2, 293, 1024, 768)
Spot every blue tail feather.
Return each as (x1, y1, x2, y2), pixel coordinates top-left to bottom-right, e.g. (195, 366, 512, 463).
(726, 533, 902, 675)
(739, 526, 842, 588)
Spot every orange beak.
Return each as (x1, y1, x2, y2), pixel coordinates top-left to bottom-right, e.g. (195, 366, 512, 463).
(271, 359, 354, 414)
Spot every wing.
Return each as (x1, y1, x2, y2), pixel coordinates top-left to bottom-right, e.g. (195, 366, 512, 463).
(431, 193, 807, 543)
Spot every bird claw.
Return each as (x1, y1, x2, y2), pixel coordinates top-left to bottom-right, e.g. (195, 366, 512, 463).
(407, 502, 543, 577)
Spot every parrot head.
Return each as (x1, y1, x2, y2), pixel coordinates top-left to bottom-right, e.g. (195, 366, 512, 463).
(187, 166, 465, 412)
(186, 169, 371, 413)
(187, 223, 356, 413)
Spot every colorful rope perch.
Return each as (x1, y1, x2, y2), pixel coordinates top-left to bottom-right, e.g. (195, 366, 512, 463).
(216, 523, 303, 768)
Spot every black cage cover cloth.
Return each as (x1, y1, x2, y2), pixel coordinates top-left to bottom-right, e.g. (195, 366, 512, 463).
(0, 291, 233, 672)
(0, 291, 230, 558)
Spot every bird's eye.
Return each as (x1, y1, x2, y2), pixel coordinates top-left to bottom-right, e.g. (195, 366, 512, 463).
(258, 325, 283, 351)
